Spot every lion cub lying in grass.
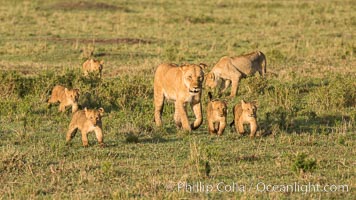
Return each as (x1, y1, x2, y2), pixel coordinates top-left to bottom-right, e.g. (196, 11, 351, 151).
(230, 100, 258, 138)
(207, 92, 227, 136)
(82, 58, 104, 78)
(47, 85, 80, 113)
(66, 107, 105, 147)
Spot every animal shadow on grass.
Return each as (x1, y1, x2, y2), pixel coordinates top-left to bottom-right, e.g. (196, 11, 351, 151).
(261, 111, 353, 135)
(291, 114, 352, 134)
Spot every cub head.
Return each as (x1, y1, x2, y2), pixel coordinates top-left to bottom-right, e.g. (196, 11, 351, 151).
(91, 59, 104, 72)
(241, 100, 258, 118)
(84, 107, 104, 126)
(64, 88, 80, 103)
(205, 72, 219, 89)
(180, 64, 205, 95)
(208, 92, 227, 117)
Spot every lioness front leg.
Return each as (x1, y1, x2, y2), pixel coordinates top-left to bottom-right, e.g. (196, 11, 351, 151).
(175, 101, 191, 131)
(219, 79, 231, 95)
(191, 101, 203, 130)
(174, 108, 182, 128)
(229, 75, 242, 98)
(154, 92, 165, 127)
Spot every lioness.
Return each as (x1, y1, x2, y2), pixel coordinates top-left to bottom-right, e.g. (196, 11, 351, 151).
(154, 63, 206, 131)
(205, 51, 266, 98)
(66, 108, 105, 147)
(230, 100, 258, 138)
(47, 85, 80, 113)
(82, 58, 104, 78)
(207, 92, 227, 136)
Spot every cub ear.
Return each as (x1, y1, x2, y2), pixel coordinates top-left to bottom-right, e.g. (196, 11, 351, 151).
(64, 88, 69, 95)
(252, 100, 258, 107)
(84, 107, 89, 117)
(208, 92, 213, 101)
(75, 89, 80, 95)
(100, 60, 104, 65)
(98, 107, 105, 116)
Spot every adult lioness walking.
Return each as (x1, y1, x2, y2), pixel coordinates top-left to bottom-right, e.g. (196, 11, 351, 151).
(205, 51, 266, 98)
(154, 63, 205, 131)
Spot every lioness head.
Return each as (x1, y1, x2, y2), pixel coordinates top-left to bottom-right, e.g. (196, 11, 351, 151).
(64, 88, 80, 103)
(241, 100, 257, 118)
(180, 64, 205, 95)
(84, 107, 104, 126)
(205, 72, 218, 89)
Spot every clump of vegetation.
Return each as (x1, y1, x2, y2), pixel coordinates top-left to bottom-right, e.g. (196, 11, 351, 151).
(292, 153, 317, 174)
(125, 133, 139, 143)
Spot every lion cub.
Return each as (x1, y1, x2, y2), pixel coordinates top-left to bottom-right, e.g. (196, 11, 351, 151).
(82, 58, 104, 78)
(207, 92, 227, 136)
(47, 85, 80, 113)
(230, 100, 258, 138)
(66, 108, 105, 147)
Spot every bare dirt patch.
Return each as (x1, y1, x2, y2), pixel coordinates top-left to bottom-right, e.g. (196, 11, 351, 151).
(46, 1, 129, 12)
(48, 37, 153, 45)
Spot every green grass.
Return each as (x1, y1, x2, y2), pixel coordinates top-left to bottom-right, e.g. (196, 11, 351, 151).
(0, 0, 355, 199)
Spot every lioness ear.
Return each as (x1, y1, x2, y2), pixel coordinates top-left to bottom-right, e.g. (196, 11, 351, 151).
(199, 63, 207, 70)
(98, 107, 104, 116)
(64, 88, 69, 95)
(209, 73, 215, 80)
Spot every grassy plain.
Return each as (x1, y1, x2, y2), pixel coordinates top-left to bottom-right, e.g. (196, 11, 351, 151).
(0, 0, 355, 199)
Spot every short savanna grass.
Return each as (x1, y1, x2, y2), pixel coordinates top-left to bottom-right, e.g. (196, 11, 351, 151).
(0, 0, 355, 199)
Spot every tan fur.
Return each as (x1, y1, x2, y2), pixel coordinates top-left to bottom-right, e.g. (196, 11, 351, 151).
(66, 108, 105, 147)
(154, 63, 206, 131)
(206, 92, 227, 136)
(230, 100, 258, 138)
(47, 85, 80, 113)
(205, 51, 266, 97)
(82, 58, 104, 78)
